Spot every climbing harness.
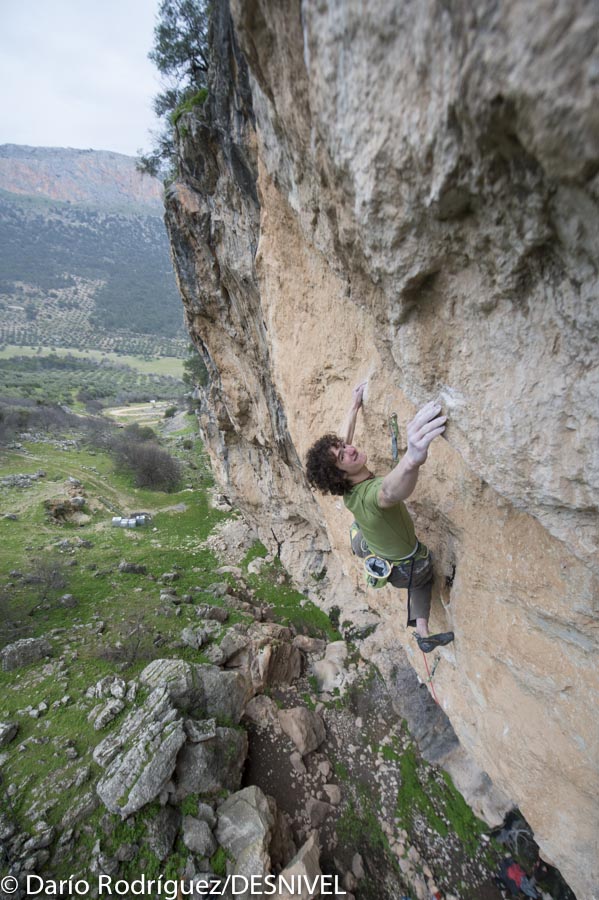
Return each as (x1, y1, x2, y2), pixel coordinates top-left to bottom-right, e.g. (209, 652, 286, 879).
(389, 412, 400, 463)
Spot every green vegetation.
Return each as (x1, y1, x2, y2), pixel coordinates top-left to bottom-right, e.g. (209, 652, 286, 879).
(180, 794, 200, 815)
(210, 846, 230, 877)
(243, 557, 341, 641)
(171, 88, 209, 126)
(0, 422, 234, 831)
(0, 353, 183, 407)
(336, 791, 403, 900)
(182, 342, 209, 390)
(395, 746, 488, 856)
(0, 345, 184, 377)
(337, 796, 391, 853)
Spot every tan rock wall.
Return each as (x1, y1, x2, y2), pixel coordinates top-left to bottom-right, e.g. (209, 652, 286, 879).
(255, 166, 598, 892)
(165, 2, 599, 896)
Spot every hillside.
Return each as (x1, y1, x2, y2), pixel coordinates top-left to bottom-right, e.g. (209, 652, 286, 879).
(0, 146, 186, 356)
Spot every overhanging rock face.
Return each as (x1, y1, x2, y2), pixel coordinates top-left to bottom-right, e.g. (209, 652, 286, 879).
(164, 2, 599, 897)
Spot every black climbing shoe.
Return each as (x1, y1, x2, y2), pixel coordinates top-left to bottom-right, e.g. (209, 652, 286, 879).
(416, 631, 455, 653)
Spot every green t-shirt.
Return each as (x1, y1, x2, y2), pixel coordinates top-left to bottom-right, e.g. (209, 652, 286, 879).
(343, 476, 417, 561)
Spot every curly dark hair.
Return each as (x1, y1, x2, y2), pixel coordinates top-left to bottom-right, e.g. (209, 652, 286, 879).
(305, 433, 349, 495)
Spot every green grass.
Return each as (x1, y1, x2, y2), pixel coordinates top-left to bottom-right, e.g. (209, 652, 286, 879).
(0, 416, 336, 878)
(243, 557, 341, 641)
(336, 792, 403, 899)
(395, 746, 488, 856)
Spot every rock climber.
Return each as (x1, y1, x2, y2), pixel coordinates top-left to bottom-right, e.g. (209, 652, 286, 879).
(305, 383, 454, 653)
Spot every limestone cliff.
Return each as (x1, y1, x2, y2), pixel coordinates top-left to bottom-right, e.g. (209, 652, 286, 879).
(164, 2, 599, 897)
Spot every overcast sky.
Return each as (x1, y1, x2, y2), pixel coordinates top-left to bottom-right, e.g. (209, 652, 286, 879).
(0, 0, 163, 157)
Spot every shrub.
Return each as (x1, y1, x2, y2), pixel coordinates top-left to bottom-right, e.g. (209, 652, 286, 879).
(164, 406, 178, 418)
(26, 555, 68, 601)
(123, 423, 157, 442)
(114, 440, 182, 492)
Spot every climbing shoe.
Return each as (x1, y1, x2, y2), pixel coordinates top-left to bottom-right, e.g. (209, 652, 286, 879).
(416, 631, 455, 653)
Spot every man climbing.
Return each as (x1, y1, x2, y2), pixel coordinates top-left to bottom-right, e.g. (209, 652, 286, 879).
(305, 383, 454, 653)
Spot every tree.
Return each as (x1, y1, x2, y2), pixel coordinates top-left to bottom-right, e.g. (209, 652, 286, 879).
(149, 0, 209, 92)
(182, 342, 209, 389)
(138, 0, 211, 177)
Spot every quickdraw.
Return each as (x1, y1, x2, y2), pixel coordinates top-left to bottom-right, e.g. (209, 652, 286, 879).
(422, 652, 441, 705)
(389, 413, 400, 463)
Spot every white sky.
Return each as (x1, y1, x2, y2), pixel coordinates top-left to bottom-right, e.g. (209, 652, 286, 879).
(0, 0, 163, 157)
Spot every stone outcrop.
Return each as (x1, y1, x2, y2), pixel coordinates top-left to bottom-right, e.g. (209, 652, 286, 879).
(94, 687, 186, 817)
(1, 638, 52, 672)
(172, 727, 248, 800)
(139, 658, 250, 722)
(164, 1, 599, 896)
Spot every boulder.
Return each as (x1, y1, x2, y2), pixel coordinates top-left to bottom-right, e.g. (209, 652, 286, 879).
(196, 802, 217, 830)
(184, 718, 217, 743)
(276, 832, 321, 900)
(161, 572, 180, 583)
(173, 727, 248, 800)
(311, 641, 348, 693)
(268, 802, 296, 870)
(292, 636, 326, 655)
(139, 659, 249, 723)
(144, 805, 181, 861)
(182, 815, 217, 856)
(215, 786, 275, 882)
(194, 664, 250, 722)
(118, 562, 148, 575)
(181, 626, 211, 650)
(223, 623, 303, 691)
(278, 708, 326, 755)
(0, 722, 18, 747)
(323, 784, 341, 805)
(243, 695, 279, 729)
(306, 798, 333, 827)
(88, 699, 125, 731)
(95, 687, 185, 817)
(139, 659, 196, 709)
(247, 557, 268, 575)
(93, 676, 127, 700)
(196, 604, 230, 623)
(217, 630, 252, 664)
(1, 637, 52, 672)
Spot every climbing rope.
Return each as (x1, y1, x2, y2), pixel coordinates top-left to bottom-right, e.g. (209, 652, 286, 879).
(422, 652, 441, 706)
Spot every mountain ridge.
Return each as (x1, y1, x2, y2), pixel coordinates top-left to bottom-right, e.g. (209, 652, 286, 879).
(0, 144, 186, 352)
(0, 144, 163, 214)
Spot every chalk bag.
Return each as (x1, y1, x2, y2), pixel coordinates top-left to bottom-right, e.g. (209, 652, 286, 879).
(363, 554, 392, 589)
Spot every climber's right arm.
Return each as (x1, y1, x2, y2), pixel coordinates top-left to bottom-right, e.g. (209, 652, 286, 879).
(339, 382, 367, 444)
